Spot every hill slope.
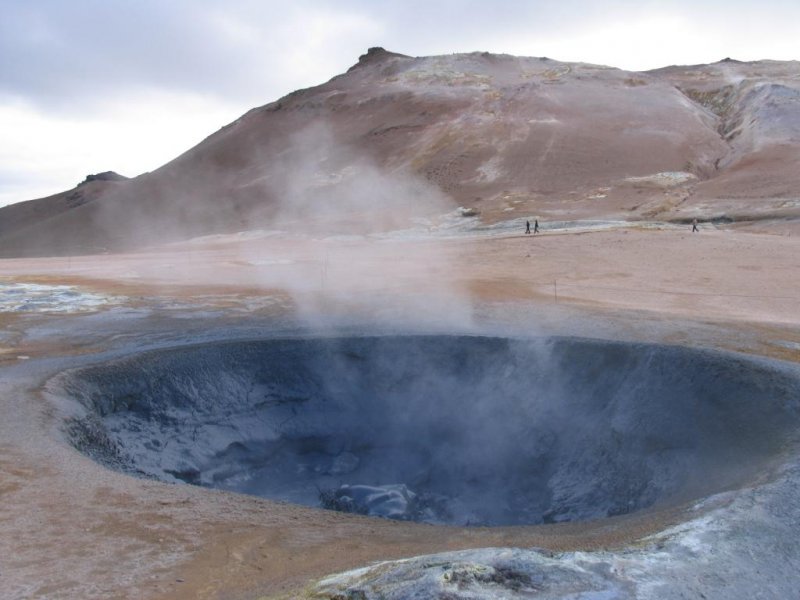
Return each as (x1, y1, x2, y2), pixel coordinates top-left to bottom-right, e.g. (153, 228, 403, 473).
(1, 49, 798, 256)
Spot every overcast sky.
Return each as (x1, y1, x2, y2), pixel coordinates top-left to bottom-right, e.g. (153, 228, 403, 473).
(1, 0, 798, 207)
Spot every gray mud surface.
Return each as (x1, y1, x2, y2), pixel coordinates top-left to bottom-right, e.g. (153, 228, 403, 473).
(56, 335, 800, 526)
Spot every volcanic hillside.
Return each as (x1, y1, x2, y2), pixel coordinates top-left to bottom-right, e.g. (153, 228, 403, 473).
(1, 48, 799, 256)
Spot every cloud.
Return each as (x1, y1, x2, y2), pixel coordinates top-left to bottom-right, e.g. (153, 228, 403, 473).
(486, 3, 800, 71)
(0, 90, 239, 204)
(0, 0, 382, 113)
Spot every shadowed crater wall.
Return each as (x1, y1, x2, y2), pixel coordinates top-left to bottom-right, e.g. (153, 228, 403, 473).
(56, 336, 800, 526)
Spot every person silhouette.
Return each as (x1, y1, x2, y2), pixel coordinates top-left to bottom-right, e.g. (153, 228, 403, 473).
(525, 220, 531, 234)
(534, 219, 539, 234)
(692, 218, 699, 233)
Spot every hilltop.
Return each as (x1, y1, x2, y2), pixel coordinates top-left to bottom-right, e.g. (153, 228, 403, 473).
(1, 49, 798, 256)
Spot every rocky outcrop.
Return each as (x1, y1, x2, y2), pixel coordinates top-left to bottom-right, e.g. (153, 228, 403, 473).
(347, 46, 410, 72)
(78, 171, 129, 186)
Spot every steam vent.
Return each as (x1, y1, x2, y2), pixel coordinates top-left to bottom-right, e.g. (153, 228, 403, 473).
(62, 336, 800, 527)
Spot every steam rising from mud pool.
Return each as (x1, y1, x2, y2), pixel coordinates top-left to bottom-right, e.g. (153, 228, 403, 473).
(59, 336, 800, 526)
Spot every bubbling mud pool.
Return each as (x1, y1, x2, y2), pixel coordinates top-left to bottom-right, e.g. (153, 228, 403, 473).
(56, 336, 800, 526)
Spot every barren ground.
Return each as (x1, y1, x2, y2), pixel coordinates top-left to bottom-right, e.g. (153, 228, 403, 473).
(1, 223, 800, 599)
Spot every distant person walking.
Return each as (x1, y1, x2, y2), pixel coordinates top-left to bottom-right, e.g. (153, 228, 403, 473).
(692, 218, 699, 233)
(525, 220, 531, 234)
(534, 219, 540, 234)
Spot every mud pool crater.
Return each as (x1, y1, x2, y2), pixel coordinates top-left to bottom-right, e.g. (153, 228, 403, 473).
(58, 336, 800, 526)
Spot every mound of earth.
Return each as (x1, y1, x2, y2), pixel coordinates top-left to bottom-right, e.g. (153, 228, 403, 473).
(1, 50, 798, 256)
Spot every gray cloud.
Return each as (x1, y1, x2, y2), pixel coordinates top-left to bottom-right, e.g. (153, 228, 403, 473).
(3, 4, 230, 108)
(0, 0, 372, 111)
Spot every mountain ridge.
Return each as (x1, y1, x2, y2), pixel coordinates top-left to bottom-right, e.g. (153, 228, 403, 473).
(1, 49, 798, 256)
